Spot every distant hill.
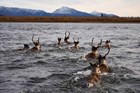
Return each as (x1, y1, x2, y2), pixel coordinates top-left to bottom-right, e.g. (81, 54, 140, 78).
(90, 11, 118, 17)
(0, 6, 50, 16)
(0, 6, 118, 17)
(52, 6, 93, 16)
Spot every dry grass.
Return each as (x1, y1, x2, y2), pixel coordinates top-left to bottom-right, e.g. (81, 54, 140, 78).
(0, 16, 140, 23)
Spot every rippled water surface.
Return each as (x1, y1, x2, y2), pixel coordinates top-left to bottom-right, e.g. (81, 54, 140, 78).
(0, 23, 140, 93)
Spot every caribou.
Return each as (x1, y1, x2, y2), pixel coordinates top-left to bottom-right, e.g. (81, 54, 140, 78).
(30, 36, 41, 51)
(73, 37, 79, 50)
(64, 31, 71, 44)
(81, 38, 102, 62)
(87, 47, 111, 87)
(69, 37, 80, 51)
(57, 37, 62, 46)
(97, 47, 111, 74)
(87, 64, 101, 88)
(104, 40, 111, 49)
(17, 44, 30, 51)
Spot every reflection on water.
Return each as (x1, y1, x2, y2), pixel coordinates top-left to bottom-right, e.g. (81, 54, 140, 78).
(0, 23, 140, 93)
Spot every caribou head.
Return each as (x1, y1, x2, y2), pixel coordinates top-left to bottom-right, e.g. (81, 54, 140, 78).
(98, 48, 110, 64)
(23, 44, 30, 50)
(73, 37, 79, 50)
(89, 38, 102, 54)
(97, 48, 111, 73)
(31, 36, 41, 51)
(17, 44, 30, 51)
(105, 40, 111, 49)
(57, 37, 62, 45)
(64, 31, 70, 44)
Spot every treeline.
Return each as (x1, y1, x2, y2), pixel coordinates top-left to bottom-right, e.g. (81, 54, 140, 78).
(0, 16, 140, 23)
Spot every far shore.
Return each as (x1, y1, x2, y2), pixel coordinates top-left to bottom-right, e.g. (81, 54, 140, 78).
(0, 16, 140, 23)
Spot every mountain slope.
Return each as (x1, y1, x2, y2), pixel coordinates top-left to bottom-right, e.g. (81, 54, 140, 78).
(0, 6, 50, 16)
(90, 11, 118, 17)
(53, 6, 93, 16)
(0, 6, 118, 17)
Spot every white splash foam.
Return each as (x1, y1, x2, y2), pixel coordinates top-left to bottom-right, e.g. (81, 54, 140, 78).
(101, 72, 108, 75)
(74, 76, 80, 81)
(88, 83, 94, 88)
(76, 70, 92, 76)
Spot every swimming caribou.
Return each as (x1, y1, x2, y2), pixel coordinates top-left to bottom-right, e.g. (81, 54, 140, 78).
(104, 40, 111, 49)
(69, 37, 80, 51)
(64, 31, 71, 44)
(30, 36, 41, 51)
(17, 44, 30, 51)
(87, 64, 101, 88)
(81, 38, 102, 62)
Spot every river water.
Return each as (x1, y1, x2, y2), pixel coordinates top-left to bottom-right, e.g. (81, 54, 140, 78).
(0, 23, 140, 93)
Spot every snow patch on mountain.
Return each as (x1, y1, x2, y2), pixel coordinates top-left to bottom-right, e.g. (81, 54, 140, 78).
(53, 6, 93, 16)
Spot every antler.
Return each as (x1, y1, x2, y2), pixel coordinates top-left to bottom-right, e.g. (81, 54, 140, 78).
(67, 31, 70, 37)
(65, 31, 67, 37)
(32, 36, 34, 42)
(73, 37, 79, 42)
(65, 31, 70, 37)
(32, 36, 40, 44)
(89, 38, 94, 46)
(104, 48, 110, 58)
(98, 39, 102, 47)
(37, 37, 40, 43)
(106, 40, 111, 43)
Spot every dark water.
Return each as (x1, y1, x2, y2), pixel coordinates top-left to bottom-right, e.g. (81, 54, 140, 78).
(0, 23, 140, 93)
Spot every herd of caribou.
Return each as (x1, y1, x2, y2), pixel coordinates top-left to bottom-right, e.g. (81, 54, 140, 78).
(17, 31, 112, 88)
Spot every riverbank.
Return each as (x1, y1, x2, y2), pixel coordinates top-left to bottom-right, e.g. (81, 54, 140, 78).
(0, 16, 140, 23)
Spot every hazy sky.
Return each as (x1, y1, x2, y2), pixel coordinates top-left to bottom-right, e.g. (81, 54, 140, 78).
(0, 0, 139, 17)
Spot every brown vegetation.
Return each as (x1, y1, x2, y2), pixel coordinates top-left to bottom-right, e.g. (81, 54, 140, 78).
(0, 16, 140, 23)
